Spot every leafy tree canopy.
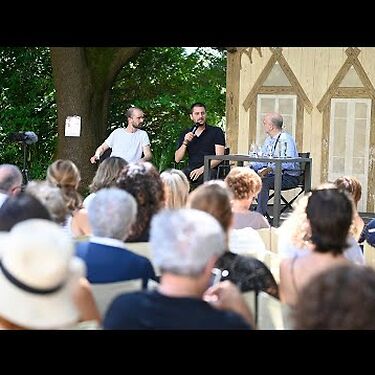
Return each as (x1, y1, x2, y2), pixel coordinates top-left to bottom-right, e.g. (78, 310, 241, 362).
(0, 47, 57, 180)
(109, 47, 227, 171)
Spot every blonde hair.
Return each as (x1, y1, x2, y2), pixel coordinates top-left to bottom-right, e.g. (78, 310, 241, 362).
(46, 160, 82, 212)
(160, 169, 190, 209)
(89, 157, 128, 193)
(225, 167, 262, 200)
(279, 182, 337, 249)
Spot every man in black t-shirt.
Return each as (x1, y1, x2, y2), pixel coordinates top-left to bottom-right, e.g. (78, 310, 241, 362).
(175, 102, 225, 189)
(103, 209, 253, 330)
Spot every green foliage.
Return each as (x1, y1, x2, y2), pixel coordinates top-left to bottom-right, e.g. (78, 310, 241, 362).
(109, 47, 227, 171)
(0, 47, 57, 180)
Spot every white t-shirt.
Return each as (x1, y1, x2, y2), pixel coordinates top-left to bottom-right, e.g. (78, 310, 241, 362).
(105, 128, 150, 163)
(229, 227, 267, 258)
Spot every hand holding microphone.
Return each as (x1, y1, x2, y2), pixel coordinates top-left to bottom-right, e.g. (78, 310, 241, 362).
(183, 122, 200, 146)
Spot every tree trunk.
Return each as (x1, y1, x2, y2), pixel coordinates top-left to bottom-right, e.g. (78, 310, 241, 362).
(50, 47, 142, 193)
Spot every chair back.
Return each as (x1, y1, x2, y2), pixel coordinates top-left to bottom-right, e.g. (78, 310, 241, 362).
(364, 241, 375, 270)
(91, 278, 143, 318)
(296, 152, 310, 185)
(257, 291, 292, 330)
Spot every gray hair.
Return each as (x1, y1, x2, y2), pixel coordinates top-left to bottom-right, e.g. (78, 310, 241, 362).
(0, 164, 22, 193)
(150, 209, 226, 276)
(270, 113, 283, 129)
(26, 180, 68, 224)
(88, 187, 137, 241)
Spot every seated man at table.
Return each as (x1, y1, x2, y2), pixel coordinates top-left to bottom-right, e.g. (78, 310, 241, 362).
(250, 112, 300, 218)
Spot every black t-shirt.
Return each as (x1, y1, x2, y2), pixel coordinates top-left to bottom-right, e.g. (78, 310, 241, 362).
(103, 290, 251, 330)
(177, 125, 225, 169)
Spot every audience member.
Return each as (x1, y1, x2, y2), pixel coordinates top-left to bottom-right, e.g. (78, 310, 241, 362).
(293, 264, 375, 330)
(0, 219, 100, 329)
(360, 218, 375, 247)
(103, 209, 253, 329)
(0, 164, 23, 207)
(279, 188, 353, 306)
(47, 159, 91, 238)
(278, 183, 364, 265)
(160, 168, 190, 209)
(26, 180, 68, 224)
(187, 181, 278, 298)
(333, 176, 365, 241)
(225, 167, 270, 229)
(0, 193, 51, 231)
(116, 162, 164, 242)
(83, 156, 128, 209)
(76, 188, 156, 287)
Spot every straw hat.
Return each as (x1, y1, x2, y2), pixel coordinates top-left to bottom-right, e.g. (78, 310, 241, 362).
(0, 219, 86, 329)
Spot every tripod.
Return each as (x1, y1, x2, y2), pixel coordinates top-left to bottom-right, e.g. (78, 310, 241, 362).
(21, 141, 29, 186)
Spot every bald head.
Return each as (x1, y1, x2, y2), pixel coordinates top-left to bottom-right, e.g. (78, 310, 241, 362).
(0, 164, 23, 195)
(265, 113, 283, 129)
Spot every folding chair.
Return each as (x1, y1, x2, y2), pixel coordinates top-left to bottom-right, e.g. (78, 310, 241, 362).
(267, 152, 310, 216)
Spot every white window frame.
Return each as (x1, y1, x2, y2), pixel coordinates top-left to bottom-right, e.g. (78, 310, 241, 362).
(329, 98, 371, 212)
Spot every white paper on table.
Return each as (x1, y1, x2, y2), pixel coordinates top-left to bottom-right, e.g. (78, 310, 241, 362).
(65, 115, 81, 137)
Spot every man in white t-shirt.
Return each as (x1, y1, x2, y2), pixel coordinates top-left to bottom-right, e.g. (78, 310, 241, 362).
(90, 107, 152, 164)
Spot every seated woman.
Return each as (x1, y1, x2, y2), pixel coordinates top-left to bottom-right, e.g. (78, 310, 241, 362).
(279, 188, 353, 306)
(187, 180, 278, 299)
(47, 159, 91, 238)
(278, 183, 364, 266)
(160, 169, 190, 209)
(333, 176, 364, 242)
(225, 167, 270, 230)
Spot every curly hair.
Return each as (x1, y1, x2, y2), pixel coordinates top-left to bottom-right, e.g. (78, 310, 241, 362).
(225, 167, 262, 200)
(294, 265, 375, 330)
(116, 162, 164, 241)
(334, 176, 362, 207)
(46, 159, 82, 212)
(89, 157, 128, 193)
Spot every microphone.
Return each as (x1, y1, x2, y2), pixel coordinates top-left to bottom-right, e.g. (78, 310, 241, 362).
(24, 131, 38, 145)
(191, 122, 200, 134)
(9, 131, 38, 145)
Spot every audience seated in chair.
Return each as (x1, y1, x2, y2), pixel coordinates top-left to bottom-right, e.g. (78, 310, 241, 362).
(0, 193, 52, 231)
(187, 180, 278, 299)
(279, 188, 354, 306)
(47, 159, 91, 238)
(103, 209, 253, 330)
(225, 167, 270, 230)
(75, 188, 157, 288)
(0, 219, 100, 329)
(116, 162, 165, 242)
(293, 264, 375, 330)
(277, 183, 364, 266)
(83, 156, 128, 210)
(160, 169, 190, 209)
(333, 176, 365, 242)
(0, 164, 23, 208)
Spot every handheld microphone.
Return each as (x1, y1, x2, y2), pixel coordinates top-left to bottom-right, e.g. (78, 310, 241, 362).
(191, 122, 200, 134)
